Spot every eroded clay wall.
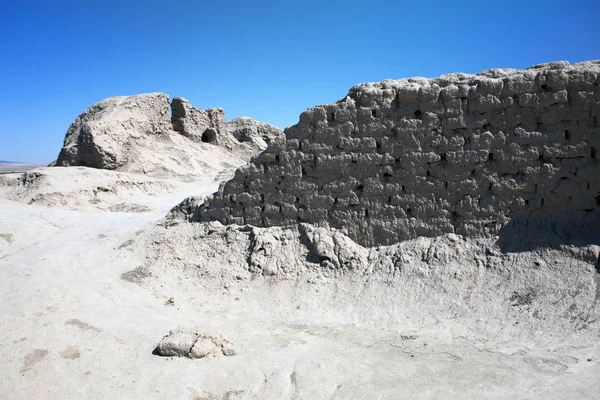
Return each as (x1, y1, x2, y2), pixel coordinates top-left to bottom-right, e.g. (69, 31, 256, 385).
(192, 61, 600, 246)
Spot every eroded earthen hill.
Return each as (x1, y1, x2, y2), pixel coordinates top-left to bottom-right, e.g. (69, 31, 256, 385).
(55, 93, 283, 179)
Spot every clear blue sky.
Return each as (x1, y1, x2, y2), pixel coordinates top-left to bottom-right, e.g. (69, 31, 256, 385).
(0, 0, 598, 162)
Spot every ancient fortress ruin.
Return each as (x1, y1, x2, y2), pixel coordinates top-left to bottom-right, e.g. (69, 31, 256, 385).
(184, 61, 600, 247)
(55, 93, 283, 173)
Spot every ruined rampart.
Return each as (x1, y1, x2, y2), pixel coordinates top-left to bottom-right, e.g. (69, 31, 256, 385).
(190, 61, 600, 246)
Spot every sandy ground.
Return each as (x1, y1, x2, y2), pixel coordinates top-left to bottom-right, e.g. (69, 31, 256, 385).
(0, 167, 599, 400)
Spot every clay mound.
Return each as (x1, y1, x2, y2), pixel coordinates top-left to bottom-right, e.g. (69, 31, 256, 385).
(181, 61, 600, 247)
(55, 93, 283, 180)
(56, 93, 172, 170)
(144, 220, 600, 340)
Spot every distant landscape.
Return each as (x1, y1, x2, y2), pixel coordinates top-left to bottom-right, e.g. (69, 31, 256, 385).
(0, 161, 48, 174)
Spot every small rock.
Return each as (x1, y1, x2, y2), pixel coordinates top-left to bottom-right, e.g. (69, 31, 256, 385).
(154, 332, 196, 357)
(154, 330, 236, 359)
(189, 338, 218, 359)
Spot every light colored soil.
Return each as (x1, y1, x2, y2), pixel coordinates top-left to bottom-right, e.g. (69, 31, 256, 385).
(0, 166, 598, 399)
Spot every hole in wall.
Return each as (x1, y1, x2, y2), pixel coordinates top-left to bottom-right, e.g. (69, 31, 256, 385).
(372, 108, 378, 118)
(592, 147, 596, 158)
(564, 130, 571, 140)
(414, 110, 422, 120)
(489, 152, 494, 161)
(201, 128, 217, 143)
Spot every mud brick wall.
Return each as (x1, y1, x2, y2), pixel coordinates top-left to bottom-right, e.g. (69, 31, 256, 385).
(192, 61, 600, 246)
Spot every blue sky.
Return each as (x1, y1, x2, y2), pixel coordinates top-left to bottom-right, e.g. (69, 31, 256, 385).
(0, 0, 598, 162)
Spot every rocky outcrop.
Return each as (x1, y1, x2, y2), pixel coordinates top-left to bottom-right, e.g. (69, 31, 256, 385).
(186, 61, 600, 247)
(54, 93, 281, 179)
